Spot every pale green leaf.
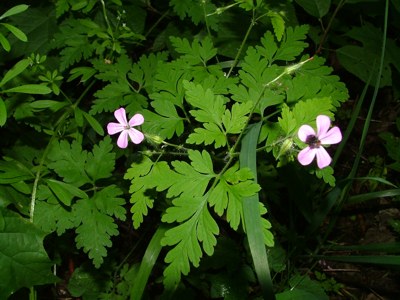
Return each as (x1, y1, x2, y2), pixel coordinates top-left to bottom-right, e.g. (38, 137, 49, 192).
(274, 25, 309, 62)
(187, 123, 226, 148)
(268, 11, 285, 42)
(0, 59, 30, 87)
(161, 194, 219, 288)
(125, 157, 175, 228)
(0, 32, 10, 51)
(3, 84, 52, 94)
(189, 150, 214, 175)
(0, 4, 29, 20)
(1, 23, 27, 42)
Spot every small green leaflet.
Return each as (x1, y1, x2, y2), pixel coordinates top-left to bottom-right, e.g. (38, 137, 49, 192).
(73, 185, 126, 268)
(170, 36, 217, 66)
(46, 179, 88, 206)
(128, 52, 168, 93)
(47, 140, 90, 187)
(209, 164, 260, 230)
(230, 47, 284, 113)
(184, 80, 252, 148)
(125, 156, 175, 229)
(34, 190, 75, 235)
(273, 25, 309, 62)
(278, 98, 334, 137)
(161, 193, 219, 288)
(47, 137, 115, 186)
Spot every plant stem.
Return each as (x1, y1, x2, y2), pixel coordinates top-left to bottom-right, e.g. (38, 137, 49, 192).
(315, 0, 346, 55)
(226, 10, 256, 78)
(230, 56, 314, 157)
(29, 81, 95, 223)
(145, 9, 170, 38)
(100, 0, 114, 39)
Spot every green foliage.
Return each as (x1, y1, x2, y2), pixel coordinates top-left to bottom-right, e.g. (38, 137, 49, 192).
(276, 273, 328, 300)
(0, 208, 57, 299)
(73, 185, 125, 268)
(314, 271, 344, 294)
(336, 23, 400, 88)
(35, 137, 125, 267)
(0, 0, 368, 297)
(185, 80, 252, 148)
(0, 4, 29, 52)
(380, 122, 400, 172)
(295, 0, 331, 18)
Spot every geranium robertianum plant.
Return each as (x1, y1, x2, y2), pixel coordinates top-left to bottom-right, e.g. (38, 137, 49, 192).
(0, 1, 352, 299)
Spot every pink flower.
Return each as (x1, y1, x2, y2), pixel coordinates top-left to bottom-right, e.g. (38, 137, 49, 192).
(107, 108, 144, 148)
(297, 115, 342, 169)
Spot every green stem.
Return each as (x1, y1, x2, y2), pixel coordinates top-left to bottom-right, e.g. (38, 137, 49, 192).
(315, 0, 346, 55)
(145, 9, 170, 38)
(100, 0, 114, 39)
(29, 80, 95, 223)
(226, 11, 256, 78)
(202, 0, 213, 44)
(229, 56, 314, 156)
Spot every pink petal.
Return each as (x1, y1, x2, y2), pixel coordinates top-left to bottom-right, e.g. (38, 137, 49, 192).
(127, 128, 144, 144)
(319, 126, 342, 145)
(316, 115, 331, 138)
(315, 147, 332, 169)
(117, 130, 129, 148)
(297, 147, 317, 166)
(114, 108, 128, 126)
(129, 113, 144, 127)
(107, 122, 124, 135)
(298, 125, 316, 142)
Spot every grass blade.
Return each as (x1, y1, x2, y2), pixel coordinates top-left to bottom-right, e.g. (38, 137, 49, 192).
(348, 188, 400, 204)
(130, 225, 167, 300)
(316, 255, 400, 266)
(328, 242, 400, 253)
(240, 122, 275, 300)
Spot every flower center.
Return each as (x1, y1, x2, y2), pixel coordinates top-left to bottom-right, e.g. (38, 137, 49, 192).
(305, 135, 321, 149)
(124, 125, 131, 130)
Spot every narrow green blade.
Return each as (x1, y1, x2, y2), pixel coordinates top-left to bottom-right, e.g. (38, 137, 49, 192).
(130, 225, 167, 300)
(240, 122, 275, 300)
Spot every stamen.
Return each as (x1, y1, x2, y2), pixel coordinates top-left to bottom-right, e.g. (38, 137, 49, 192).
(305, 135, 321, 149)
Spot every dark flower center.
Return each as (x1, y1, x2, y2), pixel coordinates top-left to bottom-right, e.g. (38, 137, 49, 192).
(305, 135, 321, 149)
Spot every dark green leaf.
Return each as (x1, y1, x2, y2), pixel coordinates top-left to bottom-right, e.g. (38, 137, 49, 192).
(82, 110, 104, 136)
(46, 179, 88, 206)
(295, 0, 331, 18)
(0, 97, 6, 126)
(0, 208, 57, 299)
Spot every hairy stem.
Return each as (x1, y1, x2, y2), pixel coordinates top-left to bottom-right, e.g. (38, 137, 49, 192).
(29, 81, 95, 223)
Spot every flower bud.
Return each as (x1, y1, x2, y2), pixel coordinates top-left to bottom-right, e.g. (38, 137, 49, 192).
(278, 138, 293, 157)
(146, 134, 164, 144)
